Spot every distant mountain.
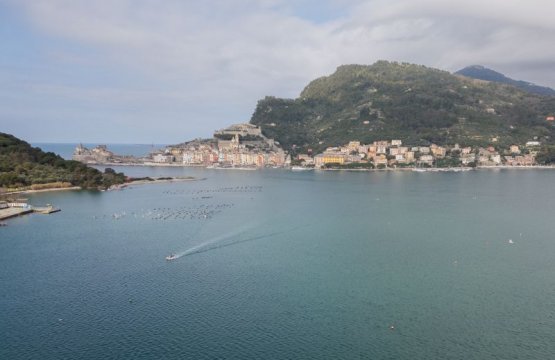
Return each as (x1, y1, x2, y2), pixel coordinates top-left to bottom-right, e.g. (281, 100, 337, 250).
(455, 65, 555, 96)
(0, 133, 126, 190)
(249, 61, 555, 153)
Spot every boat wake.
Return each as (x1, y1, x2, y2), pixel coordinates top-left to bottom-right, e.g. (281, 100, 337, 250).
(167, 224, 255, 260)
(173, 224, 307, 259)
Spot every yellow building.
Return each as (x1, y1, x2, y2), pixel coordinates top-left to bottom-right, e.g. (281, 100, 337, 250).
(315, 153, 347, 166)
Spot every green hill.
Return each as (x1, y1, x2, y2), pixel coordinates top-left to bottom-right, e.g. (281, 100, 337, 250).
(0, 133, 126, 191)
(250, 61, 555, 153)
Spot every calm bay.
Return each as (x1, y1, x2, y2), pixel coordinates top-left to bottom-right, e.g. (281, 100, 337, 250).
(2, 154, 555, 359)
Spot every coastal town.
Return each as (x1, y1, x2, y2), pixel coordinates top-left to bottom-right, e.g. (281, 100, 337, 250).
(73, 123, 289, 168)
(301, 139, 539, 169)
(73, 123, 546, 170)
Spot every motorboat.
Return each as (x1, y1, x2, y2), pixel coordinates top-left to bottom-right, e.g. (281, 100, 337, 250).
(165, 253, 178, 261)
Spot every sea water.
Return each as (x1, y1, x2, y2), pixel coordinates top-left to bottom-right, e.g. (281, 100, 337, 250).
(2, 162, 555, 359)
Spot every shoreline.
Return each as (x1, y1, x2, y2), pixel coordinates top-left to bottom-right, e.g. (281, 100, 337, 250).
(126, 177, 201, 185)
(1, 177, 201, 196)
(86, 161, 555, 172)
(317, 165, 555, 172)
(4, 165, 553, 197)
(90, 162, 200, 167)
(91, 162, 261, 170)
(1, 186, 82, 196)
(109, 176, 202, 190)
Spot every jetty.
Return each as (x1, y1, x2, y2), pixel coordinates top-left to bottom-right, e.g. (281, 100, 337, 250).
(0, 207, 34, 220)
(0, 200, 61, 221)
(32, 206, 61, 215)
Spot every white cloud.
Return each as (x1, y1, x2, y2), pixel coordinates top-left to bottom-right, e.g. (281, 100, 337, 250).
(4, 0, 555, 142)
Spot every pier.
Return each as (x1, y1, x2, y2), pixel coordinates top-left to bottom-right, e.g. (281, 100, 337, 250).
(32, 206, 62, 215)
(0, 207, 34, 221)
(0, 200, 61, 221)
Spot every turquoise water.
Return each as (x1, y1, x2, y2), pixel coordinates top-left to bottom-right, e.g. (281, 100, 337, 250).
(2, 166, 555, 359)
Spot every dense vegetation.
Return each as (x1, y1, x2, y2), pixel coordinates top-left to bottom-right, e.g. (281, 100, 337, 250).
(455, 65, 555, 96)
(250, 61, 555, 154)
(0, 133, 126, 190)
(535, 146, 555, 165)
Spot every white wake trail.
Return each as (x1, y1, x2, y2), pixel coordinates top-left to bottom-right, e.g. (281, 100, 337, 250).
(174, 224, 255, 258)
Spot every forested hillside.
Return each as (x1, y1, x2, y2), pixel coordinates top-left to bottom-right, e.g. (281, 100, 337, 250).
(0, 133, 126, 190)
(250, 61, 555, 153)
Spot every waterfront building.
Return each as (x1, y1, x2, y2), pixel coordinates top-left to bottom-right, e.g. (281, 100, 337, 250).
(461, 153, 476, 165)
(376, 144, 387, 154)
(505, 154, 536, 166)
(373, 154, 388, 166)
(8, 199, 29, 208)
(153, 153, 174, 163)
(297, 154, 314, 165)
(312, 138, 541, 169)
(478, 155, 490, 165)
(256, 154, 265, 167)
(347, 154, 364, 163)
(418, 154, 434, 166)
(430, 144, 446, 158)
(315, 153, 346, 166)
(491, 154, 502, 164)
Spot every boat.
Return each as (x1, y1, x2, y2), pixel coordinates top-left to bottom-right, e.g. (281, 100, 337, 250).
(291, 166, 313, 171)
(165, 254, 178, 261)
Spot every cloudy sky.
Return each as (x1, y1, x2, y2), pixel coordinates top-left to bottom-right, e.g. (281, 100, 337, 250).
(1, 0, 554, 143)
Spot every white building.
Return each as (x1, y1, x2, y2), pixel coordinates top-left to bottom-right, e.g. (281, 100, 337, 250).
(153, 153, 174, 163)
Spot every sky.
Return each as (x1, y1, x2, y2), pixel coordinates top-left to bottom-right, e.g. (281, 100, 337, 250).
(1, 0, 554, 144)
